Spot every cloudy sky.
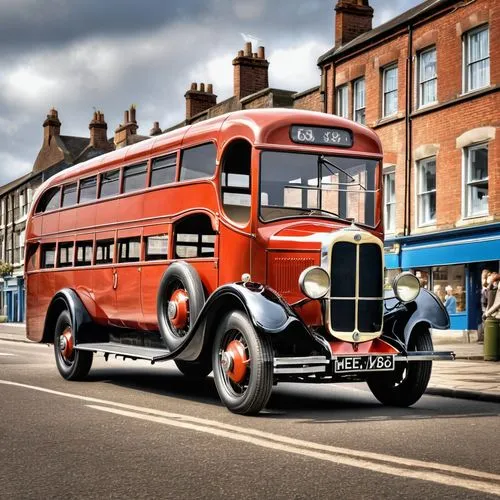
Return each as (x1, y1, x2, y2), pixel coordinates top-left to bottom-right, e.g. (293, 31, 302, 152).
(0, 0, 420, 185)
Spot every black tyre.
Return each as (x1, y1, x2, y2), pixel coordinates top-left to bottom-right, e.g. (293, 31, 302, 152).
(367, 326, 433, 407)
(157, 262, 205, 351)
(175, 357, 212, 379)
(212, 310, 274, 415)
(54, 310, 93, 381)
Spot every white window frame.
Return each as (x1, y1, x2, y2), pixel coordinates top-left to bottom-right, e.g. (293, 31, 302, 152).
(463, 143, 488, 218)
(383, 168, 396, 233)
(353, 78, 366, 125)
(335, 85, 348, 118)
(416, 157, 437, 227)
(463, 25, 489, 93)
(418, 47, 437, 107)
(382, 64, 398, 117)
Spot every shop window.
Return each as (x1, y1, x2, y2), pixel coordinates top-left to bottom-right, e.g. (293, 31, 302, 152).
(221, 140, 251, 224)
(118, 237, 141, 263)
(41, 244, 56, 269)
(382, 65, 398, 117)
(79, 176, 97, 204)
(174, 214, 216, 258)
(335, 85, 348, 118)
(36, 187, 60, 213)
(432, 265, 466, 313)
(95, 239, 114, 265)
(463, 25, 489, 93)
(99, 169, 120, 199)
(383, 169, 395, 233)
(416, 157, 436, 226)
(353, 78, 365, 124)
(123, 163, 147, 193)
(418, 47, 437, 107)
(57, 242, 74, 268)
(145, 234, 168, 261)
(151, 154, 176, 187)
(61, 183, 78, 208)
(180, 143, 217, 182)
(464, 143, 488, 217)
(75, 241, 93, 267)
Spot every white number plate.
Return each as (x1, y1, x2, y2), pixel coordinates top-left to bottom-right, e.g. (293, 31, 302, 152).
(334, 355, 395, 374)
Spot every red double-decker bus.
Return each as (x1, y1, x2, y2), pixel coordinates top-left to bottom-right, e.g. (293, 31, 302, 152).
(25, 109, 453, 414)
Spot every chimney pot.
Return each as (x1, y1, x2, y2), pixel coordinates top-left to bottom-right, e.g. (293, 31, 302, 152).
(124, 110, 130, 124)
(191, 82, 197, 90)
(200, 83, 205, 92)
(257, 46, 265, 58)
(207, 83, 213, 93)
(244, 41, 252, 56)
(238, 50, 244, 57)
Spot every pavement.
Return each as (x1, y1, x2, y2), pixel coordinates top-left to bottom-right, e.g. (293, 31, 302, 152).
(0, 323, 498, 404)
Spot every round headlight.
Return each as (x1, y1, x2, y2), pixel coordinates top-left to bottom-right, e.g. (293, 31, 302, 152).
(392, 272, 421, 303)
(299, 266, 330, 300)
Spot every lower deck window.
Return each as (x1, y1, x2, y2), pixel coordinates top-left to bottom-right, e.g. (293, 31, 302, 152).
(95, 239, 114, 265)
(118, 237, 141, 263)
(174, 215, 216, 258)
(57, 243, 74, 268)
(41, 244, 56, 269)
(76, 241, 93, 266)
(146, 234, 168, 261)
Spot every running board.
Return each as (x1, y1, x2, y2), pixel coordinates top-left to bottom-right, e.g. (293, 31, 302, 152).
(75, 342, 172, 362)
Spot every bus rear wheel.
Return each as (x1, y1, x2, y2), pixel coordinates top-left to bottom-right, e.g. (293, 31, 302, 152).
(212, 311, 274, 415)
(367, 326, 433, 407)
(54, 310, 93, 381)
(157, 262, 205, 352)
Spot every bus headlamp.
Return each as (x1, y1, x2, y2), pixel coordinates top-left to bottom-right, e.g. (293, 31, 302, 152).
(299, 266, 330, 300)
(393, 272, 420, 303)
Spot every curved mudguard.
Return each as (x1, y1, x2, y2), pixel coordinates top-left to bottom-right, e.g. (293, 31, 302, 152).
(177, 282, 323, 361)
(383, 288, 450, 346)
(43, 288, 95, 343)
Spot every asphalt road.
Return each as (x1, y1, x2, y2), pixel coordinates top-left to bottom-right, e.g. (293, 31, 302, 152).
(1, 339, 499, 500)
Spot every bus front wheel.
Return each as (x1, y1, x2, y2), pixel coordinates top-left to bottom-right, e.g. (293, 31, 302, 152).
(54, 310, 93, 380)
(212, 311, 274, 415)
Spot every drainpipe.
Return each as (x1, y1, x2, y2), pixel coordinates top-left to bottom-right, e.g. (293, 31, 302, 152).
(404, 24, 414, 236)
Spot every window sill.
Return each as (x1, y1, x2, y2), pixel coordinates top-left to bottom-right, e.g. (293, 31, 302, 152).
(460, 84, 491, 98)
(372, 113, 404, 129)
(417, 101, 438, 110)
(455, 214, 493, 227)
(412, 223, 437, 234)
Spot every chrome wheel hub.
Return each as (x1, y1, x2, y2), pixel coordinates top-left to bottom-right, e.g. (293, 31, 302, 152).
(221, 351, 234, 372)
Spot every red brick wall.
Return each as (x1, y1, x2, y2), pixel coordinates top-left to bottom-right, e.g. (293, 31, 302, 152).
(293, 88, 322, 111)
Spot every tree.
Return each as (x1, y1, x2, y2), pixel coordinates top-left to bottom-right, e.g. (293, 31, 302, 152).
(0, 262, 13, 277)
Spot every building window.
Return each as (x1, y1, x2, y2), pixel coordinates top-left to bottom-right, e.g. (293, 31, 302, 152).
(464, 143, 488, 217)
(335, 85, 348, 118)
(123, 163, 147, 193)
(464, 25, 489, 93)
(151, 154, 177, 187)
(431, 265, 466, 313)
(382, 65, 398, 117)
(353, 78, 365, 124)
(417, 157, 436, 226)
(383, 170, 396, 232)
(418, 47, 437, 107)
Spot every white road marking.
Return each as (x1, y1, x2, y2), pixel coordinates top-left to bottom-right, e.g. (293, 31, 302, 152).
(0, 353, 15, 356)
(1, 379, 499, 495)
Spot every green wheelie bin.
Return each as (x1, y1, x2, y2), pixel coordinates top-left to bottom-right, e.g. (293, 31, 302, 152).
(484, 317, 499, 361)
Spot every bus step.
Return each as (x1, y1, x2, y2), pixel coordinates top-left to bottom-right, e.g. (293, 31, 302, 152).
(75, 342, 172, 362)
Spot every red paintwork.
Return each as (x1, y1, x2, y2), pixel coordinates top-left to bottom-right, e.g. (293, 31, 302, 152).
(169, 289, 189, 330)
(60, 327, 74, 360)
(24, 109, 383, 343)
(330, 338, 400, 355)
(225, 339, 248, 384)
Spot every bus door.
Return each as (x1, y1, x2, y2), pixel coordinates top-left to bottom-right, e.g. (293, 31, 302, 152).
(92, 230, 117, 325)
(115, 227, 143, 327)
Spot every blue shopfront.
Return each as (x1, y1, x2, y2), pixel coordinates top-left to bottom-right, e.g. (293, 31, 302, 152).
(2, 275, 25, 322)
(385, 223, 500, 331)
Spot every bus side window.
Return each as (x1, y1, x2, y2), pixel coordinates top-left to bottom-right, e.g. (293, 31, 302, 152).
(95, 239, 114, 265)
(25, 243, 39, 271)
(36, 187, 60, 213)
(57, 242, 74, 268)
(61, 183, 78, 208)
(41, 244, 56, 269)
(79, 176, 97, 204)
(99, 169, 120, 199)
(150, 154, 176, 187)
(145, 234, 168, 261)
(220, 139, 251, 224)
(123, 163, 147, 193)
(180, 143, 216, 182)
(118, 237, 141, 263)
(174, 215, 216, 259)
(75, 241, 93, 266)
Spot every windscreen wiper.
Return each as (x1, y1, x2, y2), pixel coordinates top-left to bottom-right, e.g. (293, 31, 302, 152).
(318, 156, 366, 191)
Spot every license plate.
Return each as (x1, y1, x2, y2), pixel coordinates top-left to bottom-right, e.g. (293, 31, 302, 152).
(334, 355, 395, 374)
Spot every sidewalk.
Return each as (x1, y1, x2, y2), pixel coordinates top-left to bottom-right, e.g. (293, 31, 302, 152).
(0, 323, 498, 403)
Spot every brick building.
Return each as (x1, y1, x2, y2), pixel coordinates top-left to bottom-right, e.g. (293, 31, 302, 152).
(318, 0, 499, 330)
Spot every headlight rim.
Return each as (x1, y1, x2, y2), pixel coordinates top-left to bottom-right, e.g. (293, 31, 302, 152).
(298, 266, 330, 300)
(392, 271, 421, 303)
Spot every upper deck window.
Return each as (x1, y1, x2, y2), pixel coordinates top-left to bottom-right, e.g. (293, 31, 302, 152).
(61, 183, 78, 208)
(36, 187, 60, 213)
(99, 169, 120, 199)
(79, 176, 97, 203)
(151, 154, 176, 187)
(180, 143, 216, 182)
(123, 163, 147, 193)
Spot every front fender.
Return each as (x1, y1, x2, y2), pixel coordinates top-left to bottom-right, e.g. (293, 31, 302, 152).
(384, 288, 450, 346)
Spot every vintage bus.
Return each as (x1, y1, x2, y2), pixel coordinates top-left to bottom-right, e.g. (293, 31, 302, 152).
(25, 109, 453, 414)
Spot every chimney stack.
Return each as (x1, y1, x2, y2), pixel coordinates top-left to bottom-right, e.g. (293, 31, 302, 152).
(232, 42, 269, 100)
(89, 110, 110, 149)
(184, 82, 217, 120)
(334, 0, 373, 47)
(150, 121, 162, 136)
(114, 105, 139, 149)
(43, 108, 61, 145)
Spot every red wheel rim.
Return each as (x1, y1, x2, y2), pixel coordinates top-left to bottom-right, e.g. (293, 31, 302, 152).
(168, 289, 189, 330)
(222, 339, 249, 384)
(59, 327, 74, 361)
